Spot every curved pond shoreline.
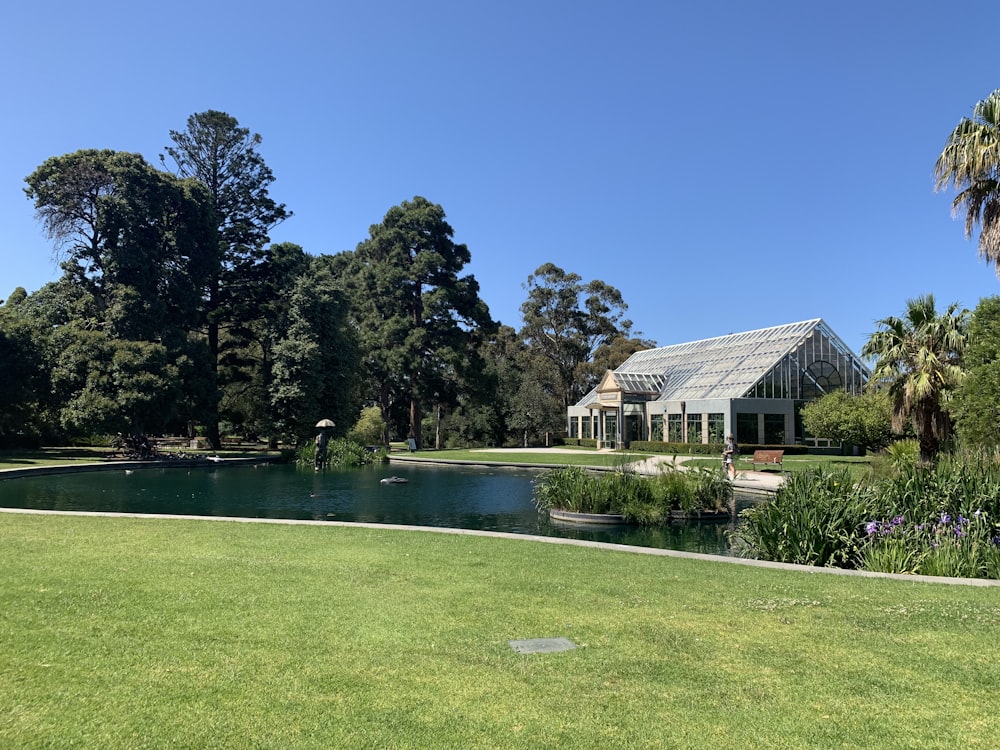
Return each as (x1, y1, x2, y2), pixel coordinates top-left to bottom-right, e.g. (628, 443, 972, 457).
(3, 454, 994, 586)
(0, 455, 274, 481)
(388, 453, 785, 496)
(1, 505, 995, 587)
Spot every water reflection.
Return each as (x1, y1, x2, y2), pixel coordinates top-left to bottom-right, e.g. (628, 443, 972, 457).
(0, 463, 759, 555)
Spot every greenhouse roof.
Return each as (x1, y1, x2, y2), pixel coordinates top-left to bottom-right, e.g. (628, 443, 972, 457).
(579, 318, 863, 405)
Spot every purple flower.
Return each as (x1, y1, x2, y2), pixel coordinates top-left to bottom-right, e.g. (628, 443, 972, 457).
(892, 515, 905, 526)
(940, 513, 951, 525)
(865, 521, 878, 536)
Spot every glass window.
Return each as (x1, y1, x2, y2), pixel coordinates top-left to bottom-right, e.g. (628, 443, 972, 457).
(667, 414, 683, 442)
(764, 413, 785, 445)
(686, 413, 702, 443)
(582, 417, 591, 439)
(737, 413, 758, 445)
(707, 413, 725, 444)
(650, 414, 664, 442)
(569, 418, 579, 439)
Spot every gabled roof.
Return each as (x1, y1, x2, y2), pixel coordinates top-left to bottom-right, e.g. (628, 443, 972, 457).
(590, 319, 858, 404)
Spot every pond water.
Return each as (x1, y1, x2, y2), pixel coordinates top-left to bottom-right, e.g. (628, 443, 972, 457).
(0, 462, 759, 556)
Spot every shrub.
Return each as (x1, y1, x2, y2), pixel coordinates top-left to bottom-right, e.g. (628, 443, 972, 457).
(731, 467, 870, 567)
(534, 465, 732, 525)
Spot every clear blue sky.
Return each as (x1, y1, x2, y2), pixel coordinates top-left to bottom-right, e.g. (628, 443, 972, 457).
(3, 0, 1000, 357)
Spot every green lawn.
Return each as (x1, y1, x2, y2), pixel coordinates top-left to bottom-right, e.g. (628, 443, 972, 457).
(0, 447, 283, 471)
(404, 447, 643, 467)
(684, 453, 873, 481)
(1, 512, 997, 748)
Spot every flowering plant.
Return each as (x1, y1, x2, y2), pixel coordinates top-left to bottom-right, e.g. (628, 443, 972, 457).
(860, 510, 1000, 579)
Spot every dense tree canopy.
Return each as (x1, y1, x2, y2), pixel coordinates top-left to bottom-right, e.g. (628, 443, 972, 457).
(161, 110, 291, 447)
(952, 296, 1000, 447)
(4, 113, 675, 451)
(799, 390, 892, 453)
(23, 150, 218, 436)
(348, 197, 494, 448)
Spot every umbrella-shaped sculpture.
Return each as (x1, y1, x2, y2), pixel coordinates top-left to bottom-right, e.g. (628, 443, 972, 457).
(315, 419, 335, 428)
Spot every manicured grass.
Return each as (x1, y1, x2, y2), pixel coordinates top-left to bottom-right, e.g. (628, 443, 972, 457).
(684, 454, 873, 481)
(0, 447, 283, 471)
(1, 512, 998, 748)
(405, 447, 645, 467)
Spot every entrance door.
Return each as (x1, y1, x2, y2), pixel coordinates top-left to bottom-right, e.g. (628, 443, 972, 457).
(624, 415, 641, 448)
(604, 413, 618, 449)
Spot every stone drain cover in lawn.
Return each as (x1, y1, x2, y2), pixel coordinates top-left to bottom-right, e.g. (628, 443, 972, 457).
(508, 637, 576, 654)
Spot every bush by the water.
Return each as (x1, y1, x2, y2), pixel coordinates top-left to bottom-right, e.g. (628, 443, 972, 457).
(297, 438, 387, 468)
(732, 448, 1000, 579)
(533, 466, 732, 525)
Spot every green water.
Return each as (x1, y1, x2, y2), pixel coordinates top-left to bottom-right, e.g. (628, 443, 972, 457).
(0, 462, 756, 555)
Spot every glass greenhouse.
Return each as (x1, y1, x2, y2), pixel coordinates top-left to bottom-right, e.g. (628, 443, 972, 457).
(567, 319, 869, 449)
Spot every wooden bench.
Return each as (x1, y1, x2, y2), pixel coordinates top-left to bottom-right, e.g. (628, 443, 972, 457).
(751, 449, 784, 470)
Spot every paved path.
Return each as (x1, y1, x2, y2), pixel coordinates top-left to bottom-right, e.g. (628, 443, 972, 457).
(455, 447, 786, 494)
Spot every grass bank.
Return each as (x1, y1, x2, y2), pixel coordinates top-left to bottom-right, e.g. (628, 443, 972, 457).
(0, 447, 284, 471)
(1, 512, 997, 749)
(403, 447, 643, 467)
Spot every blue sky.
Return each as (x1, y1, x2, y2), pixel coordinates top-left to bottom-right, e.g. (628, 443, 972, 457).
(3, 0, 1000, 357)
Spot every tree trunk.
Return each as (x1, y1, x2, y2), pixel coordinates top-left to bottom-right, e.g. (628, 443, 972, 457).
(410, 396, 422, 451)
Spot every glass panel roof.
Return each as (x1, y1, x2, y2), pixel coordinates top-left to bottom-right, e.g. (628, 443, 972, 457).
(574, 319, 868, 406)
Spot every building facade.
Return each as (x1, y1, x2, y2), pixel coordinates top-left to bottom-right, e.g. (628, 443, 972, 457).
(567, 319, 869, 449)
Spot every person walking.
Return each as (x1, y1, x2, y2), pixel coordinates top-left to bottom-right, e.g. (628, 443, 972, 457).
(723, 434, 737, 480)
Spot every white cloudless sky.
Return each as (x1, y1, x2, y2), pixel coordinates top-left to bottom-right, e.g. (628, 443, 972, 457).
(2, 0, 1000, 356)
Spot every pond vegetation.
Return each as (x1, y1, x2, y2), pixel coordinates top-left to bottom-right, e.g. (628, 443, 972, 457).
(732, 445, 1000, 579)
(533, 465, 732, 525)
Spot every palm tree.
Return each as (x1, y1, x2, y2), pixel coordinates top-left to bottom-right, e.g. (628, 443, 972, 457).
(861, 294, 968, 463)
(935, 90, 1000, 273)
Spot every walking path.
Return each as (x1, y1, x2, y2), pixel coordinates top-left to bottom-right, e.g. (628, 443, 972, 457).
(392, 447, 786, 494)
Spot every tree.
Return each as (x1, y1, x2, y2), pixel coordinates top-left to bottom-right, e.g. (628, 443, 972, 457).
(24, 150, 217, 436)
(799, 389, 892, 452)
(269, 260, 360, 444)
(161, 110, 291, 447)
(935, 89, 1000, 274)
(577, 334, 657, 387)
(349, 197, 494, 449)
(952, 296, 1000, 447)
(519, 263, 634, 409)
(861, 294, 968, 463)
(0, 298, 48, 446)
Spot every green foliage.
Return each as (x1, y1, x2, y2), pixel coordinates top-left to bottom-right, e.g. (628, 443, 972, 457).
(732, 468, 868, 567)
(23, 149, 217, 437)
(519, 263, 634, 409)
(738, 449, 1000, 578)
(269, 261, 359, 444)
(348, 197, 495, 449)
(953, 296, 1000, 447)
(348, 406, 387, 446)
(800, 389, 893, 451)
(162, 110, 291, 448)
(861, 294, 968, 463)
(297, 438, 384, 468)
(860, 511, 1000, 579)
(534, 466, 732, 525)
(935, 89, 1000, 271)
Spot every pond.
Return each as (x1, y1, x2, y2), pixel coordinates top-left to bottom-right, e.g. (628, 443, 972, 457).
(0, 462, 760, 556)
